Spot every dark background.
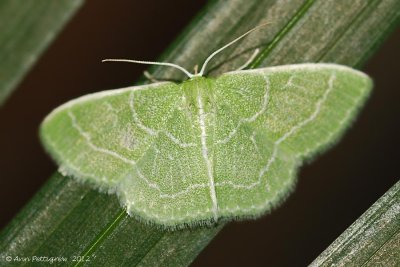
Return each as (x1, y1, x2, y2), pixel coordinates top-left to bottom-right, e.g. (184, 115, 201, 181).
(0, 1, 398, 266)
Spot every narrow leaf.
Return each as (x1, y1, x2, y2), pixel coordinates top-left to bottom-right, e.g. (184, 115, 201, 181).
(0, 0, 83, 105)
(310, 181, 400, 266)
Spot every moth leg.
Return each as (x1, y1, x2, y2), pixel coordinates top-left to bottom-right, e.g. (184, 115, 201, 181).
(236, 48, 260, 71)
(143, 70, 159, 83)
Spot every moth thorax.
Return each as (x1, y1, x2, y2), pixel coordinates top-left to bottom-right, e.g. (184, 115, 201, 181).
(182, 77, 215, 109)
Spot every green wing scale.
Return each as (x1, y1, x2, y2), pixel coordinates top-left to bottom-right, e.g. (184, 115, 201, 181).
(40, 63, 372, 228)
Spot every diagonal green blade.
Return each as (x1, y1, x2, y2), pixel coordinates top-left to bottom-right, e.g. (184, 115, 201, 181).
(0, 0, 83, 106)
(310, 181, 400, 267)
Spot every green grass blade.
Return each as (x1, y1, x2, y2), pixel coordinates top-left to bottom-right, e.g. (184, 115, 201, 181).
(0, 0, 399, 266)
(0, 0, 83, 105)
(310, 181, 400, 266)
(0, 173, 222, 266)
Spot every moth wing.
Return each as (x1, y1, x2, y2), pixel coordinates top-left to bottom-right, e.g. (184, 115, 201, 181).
(41, 81, 221, 227)
(40, 82, 181, 189)
(220, 63, 372, 160)
(212, 63, 372, 217)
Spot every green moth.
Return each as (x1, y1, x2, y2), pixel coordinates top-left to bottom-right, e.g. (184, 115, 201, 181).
(40, 26, 372, 229)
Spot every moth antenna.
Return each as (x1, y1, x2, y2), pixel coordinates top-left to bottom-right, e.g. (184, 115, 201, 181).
(197, 22, 270, 77)
(102, 59, 194, 79)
